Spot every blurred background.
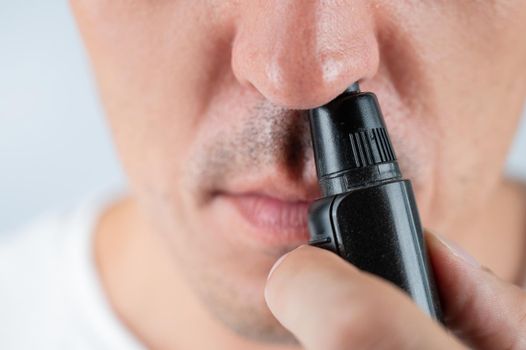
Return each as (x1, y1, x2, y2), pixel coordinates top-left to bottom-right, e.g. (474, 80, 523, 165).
(0, 1, 125, 233)
(0, 1, 525, 234)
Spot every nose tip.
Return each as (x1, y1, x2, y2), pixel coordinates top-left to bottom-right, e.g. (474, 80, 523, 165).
(231, 1, 379, 109)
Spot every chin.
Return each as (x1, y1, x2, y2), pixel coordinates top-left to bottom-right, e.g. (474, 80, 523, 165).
(176, 223, 297, 344)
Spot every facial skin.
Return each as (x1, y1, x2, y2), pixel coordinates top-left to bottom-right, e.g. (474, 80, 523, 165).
(71, 0, 526, 347)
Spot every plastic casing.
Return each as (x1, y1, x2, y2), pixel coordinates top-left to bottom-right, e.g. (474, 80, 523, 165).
(308, 180, 442, 320)
(308, 90, 442, 321)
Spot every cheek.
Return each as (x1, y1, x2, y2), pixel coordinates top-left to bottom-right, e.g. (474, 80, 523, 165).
(373, 1, 526, 230)
(71, 0, 238, 197)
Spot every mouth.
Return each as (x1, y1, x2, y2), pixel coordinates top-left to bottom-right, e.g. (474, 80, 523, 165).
(226, 192, 311, 230)
(209, 187, 318, 248)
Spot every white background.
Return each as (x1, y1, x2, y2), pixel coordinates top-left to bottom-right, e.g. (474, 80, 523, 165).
(0, 1, 125, 233)
(1, 1, 525, 233)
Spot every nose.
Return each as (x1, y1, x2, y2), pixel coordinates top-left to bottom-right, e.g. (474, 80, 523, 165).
(231, 0, 379, 109)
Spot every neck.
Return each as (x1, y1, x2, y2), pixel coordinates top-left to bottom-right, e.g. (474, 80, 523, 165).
(444, 178, 526, 284)
(94, 196, 299, 350)
(94, 180, 525, 349)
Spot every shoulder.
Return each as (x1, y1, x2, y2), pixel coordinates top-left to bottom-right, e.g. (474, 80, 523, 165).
(0, 203, 96, 286)
(0, 199, 106, 349)
(0, 210, 74, 269)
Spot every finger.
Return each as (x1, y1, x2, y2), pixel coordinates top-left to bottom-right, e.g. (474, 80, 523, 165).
(265, 245, 463, 350)
(427, 232, 526, 349)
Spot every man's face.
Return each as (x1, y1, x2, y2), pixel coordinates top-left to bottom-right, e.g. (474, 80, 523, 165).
(71, 0, 526, 343)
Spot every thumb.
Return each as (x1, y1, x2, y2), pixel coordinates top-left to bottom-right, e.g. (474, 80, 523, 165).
(428, 232, 526, 349)
(264, 245, 462, 350)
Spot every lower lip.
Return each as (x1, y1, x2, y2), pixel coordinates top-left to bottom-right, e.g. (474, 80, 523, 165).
(219, 193, 312, 246)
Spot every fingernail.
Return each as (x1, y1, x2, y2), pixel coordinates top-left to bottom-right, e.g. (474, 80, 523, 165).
(432, 232, 480, 268)
(267, 252, 290, 281)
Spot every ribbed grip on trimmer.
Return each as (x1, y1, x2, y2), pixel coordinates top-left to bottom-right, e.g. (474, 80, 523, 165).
(309, 91, 400, 196)
(347, 127, 396, 167)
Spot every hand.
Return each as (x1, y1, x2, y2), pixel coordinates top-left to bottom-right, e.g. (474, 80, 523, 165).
(264, 233, 526, 349)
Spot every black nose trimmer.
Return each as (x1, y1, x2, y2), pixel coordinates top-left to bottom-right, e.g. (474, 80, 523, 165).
(307, 82, 442, 320)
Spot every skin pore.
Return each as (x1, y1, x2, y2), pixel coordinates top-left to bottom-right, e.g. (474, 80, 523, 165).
(71, 1, 526, 349)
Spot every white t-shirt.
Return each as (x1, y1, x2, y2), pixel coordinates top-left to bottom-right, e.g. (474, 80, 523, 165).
(0, 195, 144, 350)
